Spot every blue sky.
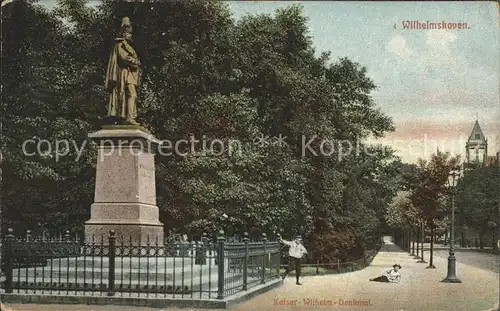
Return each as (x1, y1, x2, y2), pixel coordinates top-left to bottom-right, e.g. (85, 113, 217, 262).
(40, 1, 499, 163)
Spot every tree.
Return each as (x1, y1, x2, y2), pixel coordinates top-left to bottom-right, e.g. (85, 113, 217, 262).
(1, 0, 98, 233)
(2, 1, 401, 262)
(386, 191, 412, 229)
(411, 151, 460, 268)
(455, 163, 499, 250)
(385, 190, 418, 249)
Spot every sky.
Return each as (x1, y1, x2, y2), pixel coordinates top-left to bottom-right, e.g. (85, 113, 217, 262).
(40, 1, 500, 164)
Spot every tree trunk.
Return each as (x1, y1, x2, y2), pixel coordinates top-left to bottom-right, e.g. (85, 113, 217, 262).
(408, 229, 411, 251)
(428, 228, 435, 268)
(492, 228, 498, 251)
(411, 229, 415, 254)
(415, 228, 420, 257)
(443, 228, 448, 245)
(479, 232, 484, 250)
(405, 230, 408, 250)
(420, 224, 425, 260)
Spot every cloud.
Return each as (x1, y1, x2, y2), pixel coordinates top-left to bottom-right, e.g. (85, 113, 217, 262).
(387, 35, 413, 58)
(421, 30, 467, 72)
(395, 85, 498, 110)
(425, 29, 457, 53)
(387, 30, 466, 72)
(387, 119, 475, 140)
(373, 118, 500, 163)
(383, 29, 498, 112)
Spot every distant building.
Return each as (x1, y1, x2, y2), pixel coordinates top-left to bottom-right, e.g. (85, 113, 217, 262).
(457, 119, 498, 248)
(485, 152, 499, 167)
(464, 119, 498, 168)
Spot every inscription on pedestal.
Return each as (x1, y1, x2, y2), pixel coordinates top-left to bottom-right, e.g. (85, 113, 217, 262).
(86, 129, 164, 244)
(137, 153, 156, 205)
(139, 163, 154, 179)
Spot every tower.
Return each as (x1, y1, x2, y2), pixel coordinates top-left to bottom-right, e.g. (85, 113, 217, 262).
(465, 119, 488, 166)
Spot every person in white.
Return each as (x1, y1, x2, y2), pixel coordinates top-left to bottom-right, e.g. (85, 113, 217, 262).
(278, 235, 308, 285)
(370, 263, 402, 283)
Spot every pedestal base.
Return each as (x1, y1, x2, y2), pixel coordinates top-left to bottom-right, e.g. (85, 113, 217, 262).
(85, 223, 164, 245)
(85, 127, 164, 245)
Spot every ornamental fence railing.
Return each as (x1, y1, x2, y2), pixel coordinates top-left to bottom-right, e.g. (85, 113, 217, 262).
(0, 229, 280, 299)
(279, 243, 382, 275)
(0, 229, 382, 299)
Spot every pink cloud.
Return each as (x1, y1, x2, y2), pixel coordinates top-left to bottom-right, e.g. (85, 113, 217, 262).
(374, 118, 500, 163)
(384, 119, 485, 140)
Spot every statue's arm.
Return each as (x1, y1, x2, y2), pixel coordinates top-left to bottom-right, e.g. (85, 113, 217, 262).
(118, 43, 140, 68)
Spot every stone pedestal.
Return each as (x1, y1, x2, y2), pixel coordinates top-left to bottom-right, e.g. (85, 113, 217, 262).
(85, 127, 164, 245)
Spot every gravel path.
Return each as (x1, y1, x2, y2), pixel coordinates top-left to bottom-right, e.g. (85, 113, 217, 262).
(4, 238, 499, 311)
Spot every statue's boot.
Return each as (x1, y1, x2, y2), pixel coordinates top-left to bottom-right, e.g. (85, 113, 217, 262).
(125, 118, 138, 125)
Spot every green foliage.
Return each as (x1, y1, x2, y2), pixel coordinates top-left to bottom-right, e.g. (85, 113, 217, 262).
(385, 191, 414, 229)
(408, 150, 461, 265)
(455, 164, 499, 237)
(2, 1, 404, 260)
(410, 150, 460, 228)
(1, 0, 97, 231)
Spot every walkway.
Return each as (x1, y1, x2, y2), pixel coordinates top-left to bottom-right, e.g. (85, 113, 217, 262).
(4, 237, 499, 311)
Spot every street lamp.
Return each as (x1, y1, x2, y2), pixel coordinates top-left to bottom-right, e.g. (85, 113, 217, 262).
(442, 167, 462, 283)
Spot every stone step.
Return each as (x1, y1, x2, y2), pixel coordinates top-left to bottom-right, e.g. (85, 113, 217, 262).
(34, 256, 224, 270)
(13, 266, 220, 282)
(9, 273, 256, 293)
(12, 265, 260, 282)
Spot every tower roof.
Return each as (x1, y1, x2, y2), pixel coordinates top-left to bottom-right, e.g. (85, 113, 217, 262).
(466, 120, 487, 146)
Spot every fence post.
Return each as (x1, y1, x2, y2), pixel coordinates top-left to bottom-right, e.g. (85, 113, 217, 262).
(243, 232, 249, 290)
(5, 228, 15, 293)
(107, 230, 116, 296)
(25, 230, 31, 242)
(276, 237, 281, 277)
(201, 232, 208, 265)
(217, 230, 225, 299)
(276, 234, 282, 277)
(261, 233, 267, 284)
(64, 230, 71, 243)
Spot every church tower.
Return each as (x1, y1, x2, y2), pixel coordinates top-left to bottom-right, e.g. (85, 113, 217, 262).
(465, 118, 488, 166)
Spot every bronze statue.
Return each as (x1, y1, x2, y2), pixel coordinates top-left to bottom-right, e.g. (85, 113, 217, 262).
(105, 17, 141, 125)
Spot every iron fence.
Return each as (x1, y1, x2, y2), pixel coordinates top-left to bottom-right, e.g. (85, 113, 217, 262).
(1, 229, 383, 300)
(0, 229, 281, 299)
(279, 243, 382, 276)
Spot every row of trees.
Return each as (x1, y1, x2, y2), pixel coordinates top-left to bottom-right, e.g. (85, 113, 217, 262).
(2, 1, 406, 262)
(386, 150, 499, 267)
(455, 163, 499, 249)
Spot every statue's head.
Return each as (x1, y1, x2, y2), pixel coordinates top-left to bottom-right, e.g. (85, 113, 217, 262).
(119, 16, 133, 41)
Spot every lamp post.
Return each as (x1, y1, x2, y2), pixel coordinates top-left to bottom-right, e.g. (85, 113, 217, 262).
(442, 168, 462, 283)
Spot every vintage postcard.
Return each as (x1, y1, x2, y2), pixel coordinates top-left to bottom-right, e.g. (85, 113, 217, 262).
(1, 1, 498, 311)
